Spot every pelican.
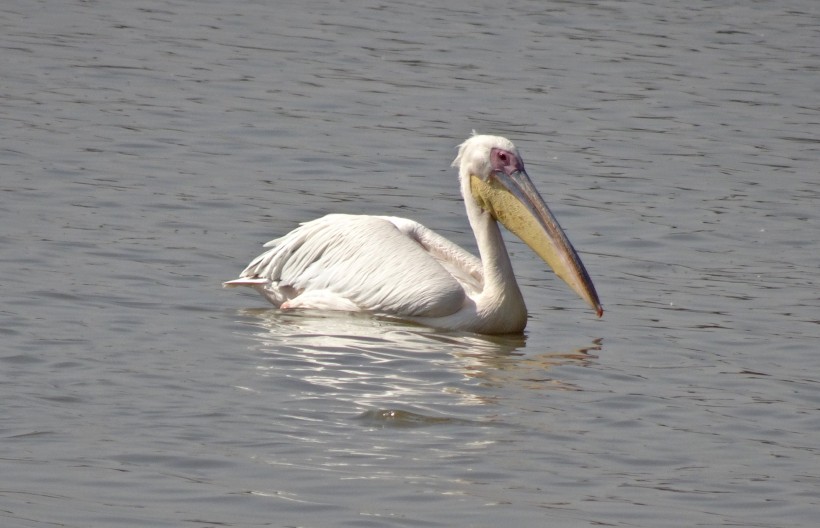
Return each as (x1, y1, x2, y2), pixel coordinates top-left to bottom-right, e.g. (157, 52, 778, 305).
(224, 134, 602, 334)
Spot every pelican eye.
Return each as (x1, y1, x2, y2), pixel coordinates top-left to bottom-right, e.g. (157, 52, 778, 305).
(490, 147, 525, 178)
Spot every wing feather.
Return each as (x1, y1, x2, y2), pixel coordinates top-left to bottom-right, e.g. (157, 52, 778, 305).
(229, 214, 472, 317)
(378, 216, 483, 295)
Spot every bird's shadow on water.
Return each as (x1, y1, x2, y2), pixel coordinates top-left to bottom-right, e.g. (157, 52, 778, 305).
(228, 308, 602, 428)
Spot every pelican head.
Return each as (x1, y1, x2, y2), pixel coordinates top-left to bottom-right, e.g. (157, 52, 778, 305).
(454, 134, 603, 317)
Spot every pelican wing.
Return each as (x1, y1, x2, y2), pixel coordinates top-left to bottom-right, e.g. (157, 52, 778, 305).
(225, 214, 476, 317)
(379, 216, 483, 296)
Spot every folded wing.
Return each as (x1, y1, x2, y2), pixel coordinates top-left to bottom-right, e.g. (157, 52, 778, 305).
(224, 214, 482, 317)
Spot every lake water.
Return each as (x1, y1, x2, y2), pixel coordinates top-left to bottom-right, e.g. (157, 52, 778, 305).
(2, 0, 819, 526)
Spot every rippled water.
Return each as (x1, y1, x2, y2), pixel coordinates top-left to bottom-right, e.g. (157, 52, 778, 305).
(2, 0, 819, 526)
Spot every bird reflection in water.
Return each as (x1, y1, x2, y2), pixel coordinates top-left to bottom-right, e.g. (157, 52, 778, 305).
(232, 308, 602, 427)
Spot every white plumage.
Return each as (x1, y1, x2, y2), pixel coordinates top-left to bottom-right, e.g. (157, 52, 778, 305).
(225, 134, 601, 334)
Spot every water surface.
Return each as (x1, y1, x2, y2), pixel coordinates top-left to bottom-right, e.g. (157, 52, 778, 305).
(2, 0, 819, 526)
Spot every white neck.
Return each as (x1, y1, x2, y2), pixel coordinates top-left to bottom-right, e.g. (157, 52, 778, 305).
(462, 175, 527, 332)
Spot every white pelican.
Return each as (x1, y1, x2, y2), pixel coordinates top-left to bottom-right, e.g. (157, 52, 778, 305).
(224, 134, 602, 334)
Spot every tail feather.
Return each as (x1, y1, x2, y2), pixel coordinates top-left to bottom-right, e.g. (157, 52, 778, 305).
(222, 278, 269, 288)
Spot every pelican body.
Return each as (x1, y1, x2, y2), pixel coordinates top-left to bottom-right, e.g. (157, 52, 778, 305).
(225, 134, 602, 334)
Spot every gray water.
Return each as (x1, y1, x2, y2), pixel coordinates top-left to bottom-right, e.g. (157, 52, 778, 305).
(2, 0, 819, 526)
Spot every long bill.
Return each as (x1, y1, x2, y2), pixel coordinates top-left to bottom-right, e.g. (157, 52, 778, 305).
(470, 170, 603, 317)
